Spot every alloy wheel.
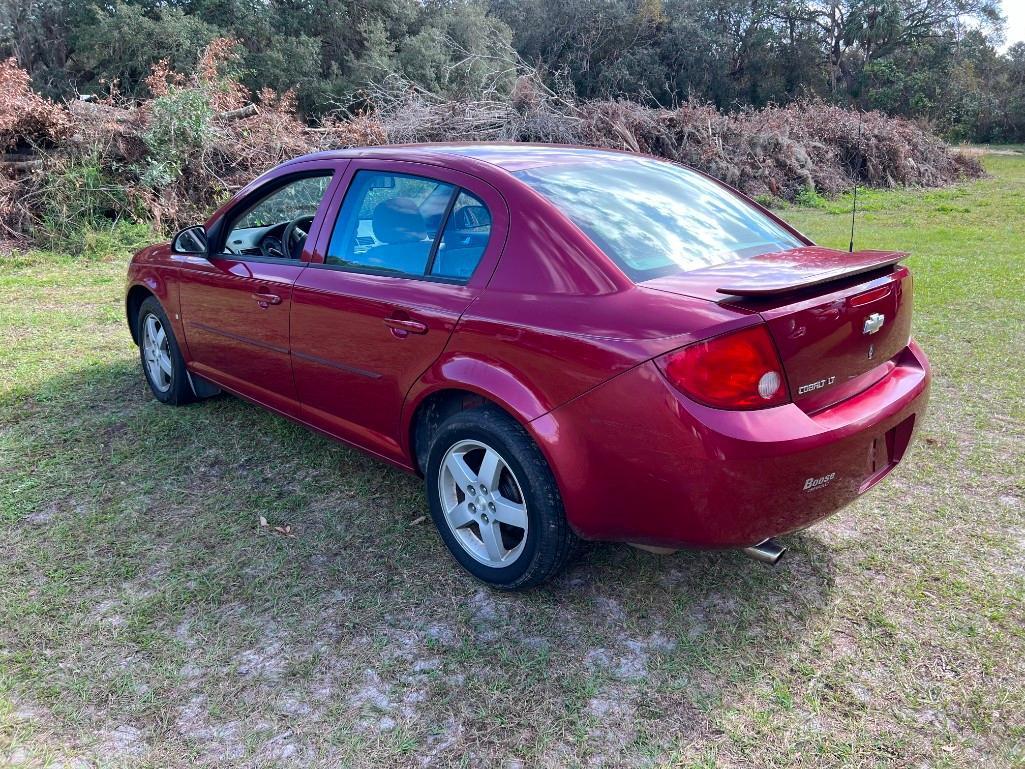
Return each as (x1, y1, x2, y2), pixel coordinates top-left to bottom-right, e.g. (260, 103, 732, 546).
(142, 313, 173, 393)
(438, 439, 529, 567)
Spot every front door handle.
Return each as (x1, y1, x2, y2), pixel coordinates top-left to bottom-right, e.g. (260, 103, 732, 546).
(384, 317, 428, 337)
(252, 292, 282, 308)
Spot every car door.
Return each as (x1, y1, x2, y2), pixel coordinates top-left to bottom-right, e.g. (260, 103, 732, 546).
(177, 162, 344, 416)
(290, 160, 508, 463)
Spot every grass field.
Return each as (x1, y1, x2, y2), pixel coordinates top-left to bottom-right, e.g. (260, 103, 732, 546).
(1, 152, 1023, 768)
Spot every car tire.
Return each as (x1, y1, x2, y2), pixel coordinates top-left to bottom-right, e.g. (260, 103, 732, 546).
(137, 296, 194, 406)
(425, 406, 580, 590)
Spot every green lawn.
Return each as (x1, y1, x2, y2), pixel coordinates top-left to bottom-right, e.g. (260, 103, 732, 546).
(1, 154, 1023, 768)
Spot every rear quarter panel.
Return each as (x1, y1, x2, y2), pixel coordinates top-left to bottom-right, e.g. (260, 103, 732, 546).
(402, 173, 760, 463)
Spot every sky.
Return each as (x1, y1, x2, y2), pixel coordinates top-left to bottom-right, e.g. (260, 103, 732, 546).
(1003, 0, 1025, 49)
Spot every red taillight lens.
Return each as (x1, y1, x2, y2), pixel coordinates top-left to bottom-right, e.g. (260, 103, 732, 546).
(657, 325, 790, 410)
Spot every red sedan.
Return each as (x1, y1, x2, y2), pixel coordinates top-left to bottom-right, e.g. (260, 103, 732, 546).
(126, 144, 930, 588)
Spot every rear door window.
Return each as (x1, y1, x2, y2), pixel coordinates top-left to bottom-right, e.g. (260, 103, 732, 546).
(430, 191, 492, 280)
(326, 170, 491, 283)
(327, 171, 453, 276)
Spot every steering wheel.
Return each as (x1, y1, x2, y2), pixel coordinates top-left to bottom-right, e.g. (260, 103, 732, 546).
(282, 214, 315, 260)
(259, 234, 285, 259)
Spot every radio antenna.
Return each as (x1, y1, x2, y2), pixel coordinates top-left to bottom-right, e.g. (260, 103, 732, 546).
(849, 108, 864, 253)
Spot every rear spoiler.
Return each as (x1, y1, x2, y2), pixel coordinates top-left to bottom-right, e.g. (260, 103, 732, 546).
(710, 248, 908, 297)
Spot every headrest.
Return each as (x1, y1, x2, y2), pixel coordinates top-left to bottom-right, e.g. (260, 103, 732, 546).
(372, 197, 427, 244)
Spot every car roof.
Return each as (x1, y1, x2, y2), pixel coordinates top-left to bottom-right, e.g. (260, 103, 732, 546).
(292, 143, 641, 173)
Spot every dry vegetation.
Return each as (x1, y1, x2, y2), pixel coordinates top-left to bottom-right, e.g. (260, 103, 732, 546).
(0, 39, 982, 251)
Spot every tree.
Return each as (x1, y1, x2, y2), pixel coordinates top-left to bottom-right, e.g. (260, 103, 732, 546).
(72, 2, 221, 97)
(0, 0, 1019, 140)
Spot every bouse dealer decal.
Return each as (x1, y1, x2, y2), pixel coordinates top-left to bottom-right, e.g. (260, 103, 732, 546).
(803, 472, 836, 491)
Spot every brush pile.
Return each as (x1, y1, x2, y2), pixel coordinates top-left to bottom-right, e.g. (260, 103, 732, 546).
(370, 74, 981, 200)
(0, 39, 982, 251)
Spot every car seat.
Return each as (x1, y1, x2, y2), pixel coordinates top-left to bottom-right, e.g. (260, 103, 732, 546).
(365, 197, 432, 273)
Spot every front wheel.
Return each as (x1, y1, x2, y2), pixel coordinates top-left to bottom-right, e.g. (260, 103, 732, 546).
(425, 408, 580, 590)
(137, 296, 194, 406)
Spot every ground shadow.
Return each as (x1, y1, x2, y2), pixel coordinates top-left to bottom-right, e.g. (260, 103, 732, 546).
(2, 360, 838, 767)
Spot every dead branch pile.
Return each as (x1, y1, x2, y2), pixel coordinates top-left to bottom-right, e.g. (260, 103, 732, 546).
(369, 73, 982, 200)
(0, 43, 982, 250)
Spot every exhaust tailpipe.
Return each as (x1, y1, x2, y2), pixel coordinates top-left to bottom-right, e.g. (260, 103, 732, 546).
(741, 538, 787, 565)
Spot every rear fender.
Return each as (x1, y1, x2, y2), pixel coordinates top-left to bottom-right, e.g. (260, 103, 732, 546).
(401, 353, 552, 461)
(402, 355, 591, 537)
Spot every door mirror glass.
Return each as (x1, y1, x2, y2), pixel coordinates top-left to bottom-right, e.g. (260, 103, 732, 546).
(172, 225, 208, 254)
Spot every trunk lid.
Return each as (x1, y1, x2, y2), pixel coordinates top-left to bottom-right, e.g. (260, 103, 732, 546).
(641, 246, 914, 412)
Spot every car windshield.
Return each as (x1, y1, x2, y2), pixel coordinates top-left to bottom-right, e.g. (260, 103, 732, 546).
(513, 158, 804, 281)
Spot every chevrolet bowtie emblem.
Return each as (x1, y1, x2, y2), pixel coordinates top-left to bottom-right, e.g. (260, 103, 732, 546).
(863, 313, 885, 335)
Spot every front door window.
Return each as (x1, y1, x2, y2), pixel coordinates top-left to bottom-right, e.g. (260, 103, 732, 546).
(223, 174, 332, 260)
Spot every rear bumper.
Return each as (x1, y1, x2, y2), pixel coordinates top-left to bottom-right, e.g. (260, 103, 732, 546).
(532, 340, 930, 548)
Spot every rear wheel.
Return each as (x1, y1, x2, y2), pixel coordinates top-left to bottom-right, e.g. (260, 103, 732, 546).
(137, 296, 193, 406)
(425, 407, 579, 589)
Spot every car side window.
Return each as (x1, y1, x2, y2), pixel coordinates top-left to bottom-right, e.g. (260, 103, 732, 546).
(431, 191, 491, 280)
(222, 173, 332, 260)
(327, 171, 457, 276)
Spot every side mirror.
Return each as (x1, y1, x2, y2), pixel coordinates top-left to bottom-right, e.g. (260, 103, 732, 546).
(172, 225, 208, 255)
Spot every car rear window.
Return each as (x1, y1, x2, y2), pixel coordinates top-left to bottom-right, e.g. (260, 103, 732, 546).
(513, 158, 803, 281)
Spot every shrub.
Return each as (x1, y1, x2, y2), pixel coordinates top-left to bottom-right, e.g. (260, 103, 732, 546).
(34, 153, 143, 254)
(795, 186, 827, 208)
(141, 85, 216, 188)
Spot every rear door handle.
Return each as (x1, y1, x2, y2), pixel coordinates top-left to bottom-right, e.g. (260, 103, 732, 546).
(252, 292, 282, 308)
(384, 317, 428, 336)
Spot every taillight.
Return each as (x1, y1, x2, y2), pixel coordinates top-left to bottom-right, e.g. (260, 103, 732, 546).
(656, 325, 790, 410)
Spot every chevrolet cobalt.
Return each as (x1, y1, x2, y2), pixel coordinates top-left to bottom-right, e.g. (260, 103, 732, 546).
(126, 145, 930, 588)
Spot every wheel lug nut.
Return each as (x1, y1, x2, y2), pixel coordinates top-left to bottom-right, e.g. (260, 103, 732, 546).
(467, 485, 476, 495)
(481, 513, 489, 523)
(468, 503, 476, 513)
(488, 502, 496, 512)
(480, 485, 488, 494)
